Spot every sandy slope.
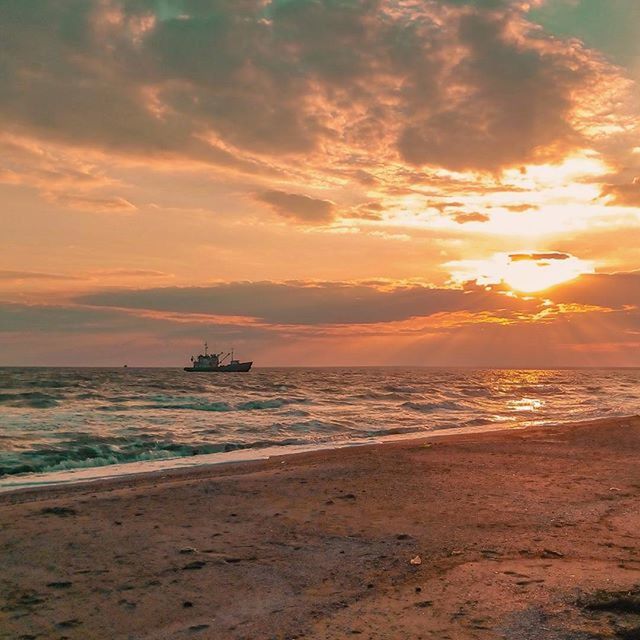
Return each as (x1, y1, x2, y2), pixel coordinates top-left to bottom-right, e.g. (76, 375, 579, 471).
(2, 416, 640, 639)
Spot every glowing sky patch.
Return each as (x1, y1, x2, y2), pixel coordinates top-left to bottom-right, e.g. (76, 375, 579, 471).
(0, 0, 638, 365)
(448, 252, 595, 293)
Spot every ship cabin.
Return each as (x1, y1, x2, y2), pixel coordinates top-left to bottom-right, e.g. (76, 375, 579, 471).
(190, 342, 221, 370)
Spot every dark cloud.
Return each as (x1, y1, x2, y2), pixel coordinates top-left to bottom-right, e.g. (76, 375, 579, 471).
(428, 201, 466, 212)
(0, 0, 608, 175)
(601, 178, 640, 207)
(0, 302, 275, 344)
(91, 269, 171, 278)
(547, 272, 640, 309)
(346, 201, 386, 221)
(508, 252, 572, 262)
(0, 271, 81, 282)
(446, 0, 531, 8)
(504, 203, 538, 212)
(452, 212, 490, 224)
(447, 0, 507, 7)
(3, 273, 639, 365)
(256, 190, 335, 223)
(77, 281, 539, 325)
(77, 273, 640, 331)
(0, 303, 139, 333)
(397, 10, 585, 170)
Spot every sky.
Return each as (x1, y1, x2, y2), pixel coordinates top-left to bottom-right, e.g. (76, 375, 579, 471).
(1, 0, 639, 367)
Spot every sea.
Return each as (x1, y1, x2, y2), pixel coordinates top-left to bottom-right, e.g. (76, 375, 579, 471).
(1, 367, 639, 480)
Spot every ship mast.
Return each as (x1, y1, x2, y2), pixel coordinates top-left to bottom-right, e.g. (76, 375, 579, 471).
(204, 341, 209, 356)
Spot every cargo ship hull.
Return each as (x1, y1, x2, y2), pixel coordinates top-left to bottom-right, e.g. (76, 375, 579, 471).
(184, 361, 252, 373)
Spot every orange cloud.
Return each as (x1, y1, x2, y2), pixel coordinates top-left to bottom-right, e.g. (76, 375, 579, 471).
(0, 0, 629, 181)
(601, 178, 640, 207)
(47, 194, 137, 213)
(453, 212, 491, 224)
(255, 190, 335, 224)
(2, 273, 639, 366)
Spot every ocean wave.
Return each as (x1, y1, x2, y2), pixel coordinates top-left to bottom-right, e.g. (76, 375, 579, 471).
(0, 436, 310, 476)
(236, 398, 308, 411)
(1, 367, 639, 479)
(515, 385, 564, 396)
(280, 409, 310, 417)
(75, 392, 101, 400)
(401, 400, 463, 413)
(24, 379, 69, 389)
(0, 391, 60, 409)
(284, 420, 345, 433)
(97, 396, 310, 412)
(352, 392, 410, 401)
(365, 426, 423, 437)
(382, 385, 419, 394)
(456, 386, 492, 397)
(154, 401, 233, 412)
(96, 404, 131, 412)
(461, 417, 499, 427)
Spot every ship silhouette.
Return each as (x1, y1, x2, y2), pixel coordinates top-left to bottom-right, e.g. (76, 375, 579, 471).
(184, 342, 252, 372)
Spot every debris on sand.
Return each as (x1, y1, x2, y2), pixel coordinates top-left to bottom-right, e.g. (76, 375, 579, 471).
(40, 506, 77, 517)
(579, 587, 640, 614)
(46, 581, 72, 589)
(409, 555, 422, 566)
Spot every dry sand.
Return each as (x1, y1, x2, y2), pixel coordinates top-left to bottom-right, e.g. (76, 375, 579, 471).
(2, 416, 640, 639)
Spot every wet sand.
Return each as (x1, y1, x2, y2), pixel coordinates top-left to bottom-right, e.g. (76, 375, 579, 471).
(2, 416, 640, 639)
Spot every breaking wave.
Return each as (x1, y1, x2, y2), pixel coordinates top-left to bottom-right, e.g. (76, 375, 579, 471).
(0, 391, 60, 409)
(0, 436, 311, 476)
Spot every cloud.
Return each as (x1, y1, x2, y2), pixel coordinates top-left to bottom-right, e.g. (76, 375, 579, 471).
(447, 251, 593, 290)
(601, 178, 640, 207)
(3, 273, 640, 365)
(0, 0, 626, 183)
(0, 270, 81, 282)
(424, 201, 492, 224)
(48, 194, 137, 213)
(77, 273, 638, 332)
(90, 269, 171, 278)
(504, 203, 538, 212)
(546, 272, 640, 309)
(428, 201, 466, 213)
(343, 202, 386, 221)
(395, 8, 596, 171)
(0, 133, 137, 211)
(77, 280, 543, 326)
(452, 212, 490, 224)
(0, 302, 274, 345)
(255, 190, 335, 224)
(508, 252, 571, 262)
(0, 302, 139, 333)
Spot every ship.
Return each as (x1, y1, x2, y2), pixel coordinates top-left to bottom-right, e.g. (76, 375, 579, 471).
(184, 342, 253, 372)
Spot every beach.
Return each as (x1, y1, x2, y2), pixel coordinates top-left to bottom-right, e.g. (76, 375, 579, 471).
(2, 415, 640, 639)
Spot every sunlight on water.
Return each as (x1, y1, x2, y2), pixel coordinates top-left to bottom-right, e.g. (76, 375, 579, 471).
(0, 367, 638, 477)
(507, 398, 545, 412)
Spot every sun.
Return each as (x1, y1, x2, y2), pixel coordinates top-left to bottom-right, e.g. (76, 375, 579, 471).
(501, 254, 589, 293)
(447, 252, 594, 294)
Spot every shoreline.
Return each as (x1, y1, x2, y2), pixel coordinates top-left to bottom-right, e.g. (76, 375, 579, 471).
(2, 415, 640, 639)
(2, 414, 633, 496)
